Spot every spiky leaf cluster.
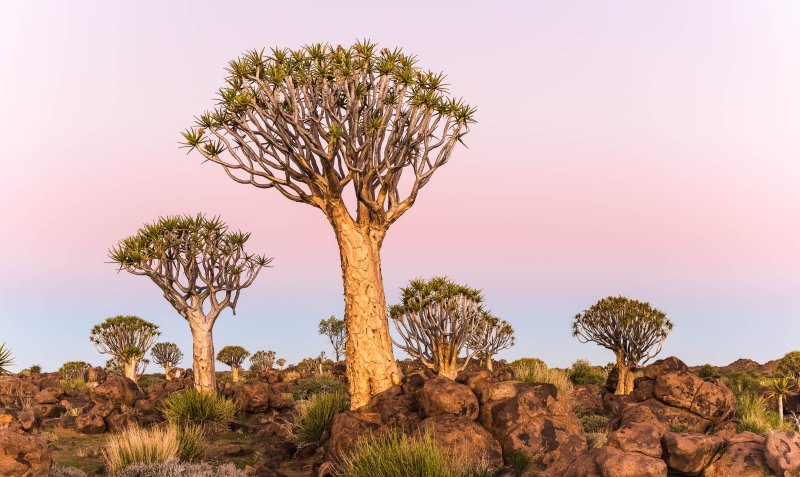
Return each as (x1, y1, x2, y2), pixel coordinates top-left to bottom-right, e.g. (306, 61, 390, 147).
(181, 40, 476, 229)
(59, 361, 90, 381)
(109, 214, 272, 320)
(217, 345, 250, 368)
(0, 343, 13, 375)
(151, 342, 184, 368)
(571, 296, 672, 367)
(90, 315, 160, 362)
(250, 350, 276, 372)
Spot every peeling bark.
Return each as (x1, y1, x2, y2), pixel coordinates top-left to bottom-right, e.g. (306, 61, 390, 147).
(189, 316, 217, 394)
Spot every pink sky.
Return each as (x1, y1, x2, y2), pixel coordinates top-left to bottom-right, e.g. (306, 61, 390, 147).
(1, 1, 799, 372)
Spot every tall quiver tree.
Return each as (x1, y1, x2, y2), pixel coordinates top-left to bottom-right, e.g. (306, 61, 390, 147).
(109, 214, 271, 394)
(90, 316, 159, 384)
(571, 296, 672, 395)
(181, 41, 475, 408)
(468, 312, 515, 372)
(151, 342, 183, 380)
(390, 277, 489, 379)
(319, 316, 347, 362)
(217, 346, 250, 383)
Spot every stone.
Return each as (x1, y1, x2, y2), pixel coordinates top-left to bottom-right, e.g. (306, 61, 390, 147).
(606, 404, 667, 458)
(654, 371, 734, 422)
(324, 411, 384, 461)
(561, 447, 667, 477)
(420, 415, 503, 470)
(84, 366, 107, 385)
(33, 389, 59, 404)
(418, 376, 479, 420)
(0, 429, 52, 476)
(106, 413, 135, 433)
(365, 385, 419, 432)
(764, 431, 800, 476)
(18, 409, 36, 431)
(636, 398, 711, 433)
(573, 384, 604, 415)
(235, 382, 271, 413)
(644, 356, 689, 379)
(91, 376, 144, 407)
(400, 371, 428, 395)
(704, 438, 774, 477)
(661, 431, 725, 476)
(75, 412, 106, 434)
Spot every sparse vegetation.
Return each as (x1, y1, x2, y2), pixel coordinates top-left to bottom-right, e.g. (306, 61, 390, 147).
(778, 351, 800, 385)
(28, 364, 42, 374)
(568, 359, 607, 386)
(163, 389, 236, 433)
(176, 425, 205, 462)
(512, 359, 574, 398)
(506, 448, 535, 476)
(116, 461, 247, 477)
(292, 375, 348, 401)
(735, 393, 791, 436)
(468, 312, 515, 372)
(59, 361, 90, 387)
(216, 346, 250, 383)
(294, 391, 348, 443)
(695, 364, 721, 379)
(103, 426, 179, 476)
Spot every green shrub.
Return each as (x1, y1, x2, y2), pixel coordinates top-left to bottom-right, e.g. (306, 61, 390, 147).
(568, 360, 607, 386)
(335, 430, 461, 477)
(586, 432, 607, 449)
(163, 389, 236, 433)
(735, 393, 790, 436)
(506, 448, 533, 475)
(579, 414, 610, 433)
(512, 360, 574, 398)
(509, 358, 547, 369)
(176, 424, 205, 462)
(292, 374, 347, 401)
(696, 364, 721, 379)
(104, 426, 179, 476)
(295, 391, 348, 443)
(59, 361, 90, 381)
(724, 372, 764, 398)
(29, 364, 42, 374)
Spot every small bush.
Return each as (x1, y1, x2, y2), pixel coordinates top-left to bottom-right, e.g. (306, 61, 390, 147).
(295, 391, 348, 443)
(506, 448, 536, 475)
(724, 372, 764, 398)
(586, 432, 608, 449)
(104, 426, 179, 476)
(579, 413, 610, 434)
(568, 360, 607, 386)
(163, 390, 236, 433)
(512, 360, 574, 399)
(60, 377, 88, 390)
(696, 364, 721, 379)
(29, 364, 42, 374)
(510, 358, 547, 369)
(292, 374, 347, 401)
(735, 393, 790, 436)
(335, 430, 460, 477)
(176, 424, 205, 462)
(117, 461, 246, 477)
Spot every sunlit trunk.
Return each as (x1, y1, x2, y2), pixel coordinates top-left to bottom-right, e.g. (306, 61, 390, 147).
(615, 352, 629, 395)
(123, 357, 138, 384)
(486, 355, 494, 373)
(232, 366, 240, 383)
(164, 364, 172, 381)
(189, 316, 217, 394)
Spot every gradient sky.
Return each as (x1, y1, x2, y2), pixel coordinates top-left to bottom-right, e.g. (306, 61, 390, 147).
(1, 1, 799, 373)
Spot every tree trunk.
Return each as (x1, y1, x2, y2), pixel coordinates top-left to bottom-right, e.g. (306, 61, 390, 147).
(486, 355, 494, 373)
(625, 367, 636, 394)
(330, 206, 401, 409)
(189, 319, 217, 394)
(779, 396, 784, 422)
(438, 363, 458, 380)
(123, 357, 138, 383)
(164, 365, 172, 381)
(232, 366, 240, 383)
(614, 352, 629, 395)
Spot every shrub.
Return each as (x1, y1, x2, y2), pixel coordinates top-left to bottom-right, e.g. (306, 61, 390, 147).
(163, 389, 236, 433)
(295, 391, 348, 443)
(724, 372, 764, 398)
(116, 461, 246, 477)
(696, 364, 721, 379)
(0, 343, 13, 375)
(59, 361, 90, 381)
(579, 413, 610, 433)
(509, 358, 547, 369)
(586, 431, 608, 449)
(29, 364, 42, 374)
(292, 375, 348, 401)
(104, 426, 179, 476)
(335, 430, 460, 477)
(512, 360, 574, 398)
(568, 360, 607, 386)
(176, 424, 205, 462)
(735, 393, 790, 436)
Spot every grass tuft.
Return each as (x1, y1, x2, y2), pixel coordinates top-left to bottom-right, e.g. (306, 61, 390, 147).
(295, 391, 348, 443)
(512, 360, 574, 399)
(104, 426, 179, 476)
(163, 389, 236, 433)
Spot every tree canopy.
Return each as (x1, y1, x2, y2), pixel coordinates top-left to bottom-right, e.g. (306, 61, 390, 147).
(217, 346, 250, 368)
(151, 342, 183, 368)
(90, 315, 160, 363)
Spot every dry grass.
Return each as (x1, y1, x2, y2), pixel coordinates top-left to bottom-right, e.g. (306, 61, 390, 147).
(104, 426, 179, 476)
(512, 360, 574, 399)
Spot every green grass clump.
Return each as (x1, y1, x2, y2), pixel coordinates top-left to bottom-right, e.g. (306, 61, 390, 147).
(735, 393, 790, 436)
(176, 424, 205, 462)
(724, 372, 764, 398)
(335, 430, 460, 477)
(103, 426, 179, 476)
(579, 413, 610, 433)
(512, 360, 574, 398)
(163, 390, 236, 433)
(568, 359, 607, 386)
(506, 448, 533, 475)
(295, 391, 348, 443)
(292, 374, 347, 400)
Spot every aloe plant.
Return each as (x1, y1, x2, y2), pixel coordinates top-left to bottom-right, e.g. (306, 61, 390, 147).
(0, 343, 14, 374)
(769, 377, 794, 422)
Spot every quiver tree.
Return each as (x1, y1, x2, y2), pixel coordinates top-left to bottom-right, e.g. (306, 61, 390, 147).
(390, 277, 489, 379)
(109, 214, 271, 394)
(217, 346, 250, 383)
(151, 342, 183, 380)
(250, 350, 276, 375)
(181, 41, 475, 408)
(105, 357, 149, 377)
(571, 296, 672, 395)
(318, 316, 346, 362)
(276, 358, 286, 369)
(778, 351, 800, 387)
(59, 361, 90, 382)
(90, 315, 159, 384)
(468, 312, 515, 372)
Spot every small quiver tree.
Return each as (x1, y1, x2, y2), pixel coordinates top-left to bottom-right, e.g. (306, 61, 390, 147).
(109, 214, 271, 395)
(217, 346, 250, 383)
(180, 41, 476, 409)
(250, 350, 276, 376)
(390, 277, 489, 379)
(59, 361, 90, 383)
(778, 351, 800, 388)
(276, 358, 286, 370)
(468, 312, 515, 372)
(571, 296, 672, 395)
(318, 316, 346, 362)
(90, 315, 159, 384)
(151, 342, 184, 380)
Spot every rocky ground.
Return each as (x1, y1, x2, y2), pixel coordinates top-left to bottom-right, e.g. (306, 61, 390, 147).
(1, 358, 799, 476)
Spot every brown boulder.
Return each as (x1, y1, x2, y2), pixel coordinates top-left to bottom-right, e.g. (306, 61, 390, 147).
(764, 431, 800, 476)
(636, 398, 711, 432)
(644, 356, 689, 379)
(704, 437, 775, 477)
(106, 413, 135, 433)
(365, 385, 419, 432)
(75, 411, 106, 434)
(420, 415, 503, 470)
(573, 384, 604, 415)
(235, 383, 270, 413)
(91, 376, 144, 407)
(418, 376, 479, 420)
(561, 447, 667, 477)
(606, 404, 667, 458)
(661, 431, 725, 476)
(33, 389, 59, 404)
(324, 411, 384, 461)
(654, 371, 734, 422)
(0, 429, 52, 476)
(18, 409, 36, 431)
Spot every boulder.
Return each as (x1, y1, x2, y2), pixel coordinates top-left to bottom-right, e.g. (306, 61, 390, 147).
(84, 366, 107, 386)
(606, 404, 667, 458)
(324, 411, 384, 461)
(106, 413, 135, 433)
(418, 376, 479, 420)
(91, 376, 144, 407)
(764, 431, 800, 476)
(33, 389, 59, 404)
(235, 382, 271, 413)
(18, 409, 36, 431)
(420, 415, 503, 470)
(644, 356, 689, 379)
(654, 371, 734, 421)
(365, 385, 420, 432)
(573, 384, 604, 415)
(561, 447, 667, 477)
(661, 431, 725, 476)
(0, 429, 52, 476)
(636, 398, 712, 432)
(75, 411, 106, 434)
(257, 421, 297, 463)
(704, 434, 775, 477)
(400, 371, 428, 395)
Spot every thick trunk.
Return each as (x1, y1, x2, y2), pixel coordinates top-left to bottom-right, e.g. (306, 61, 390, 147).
(486, 355, 494, 373)
(625, 367, 636, 394)
(330, 207, 401, 409)
(232, 366, 240, 383)
(438, 364, 458, 380)
(123, 357, 138, 383)
(164, 365, 172, 381)
(779, 397, 784, 422)
(614, 352, 629, 395)
(189, 319, 217, 394)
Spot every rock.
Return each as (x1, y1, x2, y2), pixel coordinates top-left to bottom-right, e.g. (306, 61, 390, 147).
(654, 371, 734, 421)
(324, 411, 384, 461)
(573, 384, 604, 415)
(561, 447, 667, 477)
(235, 383, 270, 413)
(365, 385, 419, 432)
(644, 356, 689, 379)
(0, 409, 15, 427)
(84, 366, 107, 385)
(75, 412, 106, 434)
(630, 377, 656, 402)
(605, 366, 620, 394)
(91, 376, 144, 407)
(764, 431, 800, 476)
(418, 376, 479, 420)
(400, 371, 428, 395)
(661, 431, 725, 476)
(0, 429, 52, 476)
(34, 389, 59, 404)
(257, 421, 297, 462)
(704, 436, 774, 477)
(636, 398, 712, 432)
(710, 420, 739, 441)
(18, 409, 36, 431)
(420, 415, 503, 470)
(602, 393, 630, 415)
(480, 382, 585, 471)
(32, 403, 65, 420)
(106, 413, 135, 433)
(606, 404, 667, 458)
